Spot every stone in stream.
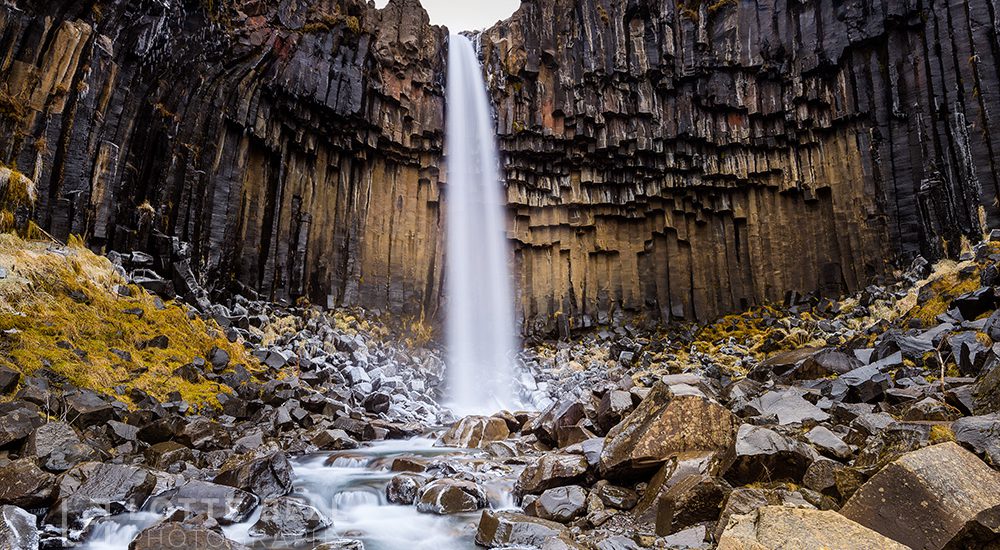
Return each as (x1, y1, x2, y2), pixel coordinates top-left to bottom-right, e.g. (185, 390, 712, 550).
(416, 478, 487, 514)
(0, 506, 38, 550)
(129, 523, 249, 550)
(476, 510, 584, 549)
(248, 496, 332, 537)
(599, 383, 738, 477)
(312, 541, 365, 550)
(534, 485, 587, 523)
(47, 462, 158, 528)
(725, 424, 818, 485)
(23, 421, 95, 472)
(386, 473, 426, 505)
(717, 506, 908, 549)
(841, 442, 1000, 549)
(148, 480, 258, 524)
(312, 429, 360, 451)
(213, 451, 294, 500)
(0, 459, 55, 509)
(953, 413, 1000, 467)
(437, 415, 510, 448)
(517, 453, 589, 495)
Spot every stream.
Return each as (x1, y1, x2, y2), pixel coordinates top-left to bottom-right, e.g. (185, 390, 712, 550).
(81, 437, 519, 550)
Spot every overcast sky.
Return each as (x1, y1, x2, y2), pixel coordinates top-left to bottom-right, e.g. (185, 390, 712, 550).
(375, 0, 521, 32)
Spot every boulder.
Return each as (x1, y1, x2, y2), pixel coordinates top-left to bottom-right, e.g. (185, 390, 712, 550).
(312, 429, 360, 451)
(525, 398, 587, 447)
(804, 426, 851, 460)
(64, 390, 116, 428)
(902, 397, 962, 422)
(714, 487, 814, 541)
(747, 389, 830, 425)
(148, 480, 258, 524)
(841, 442, 1000, 549)
(437, 416, 510, 449)
(594, 482, 638, 511)
(650, 474, 731, 536)
(313, 541, 365, 550)
(386, 473, 425, 505)
(0, 459, 55, 508)
(597, 390, 634, 433)
(0, 506, 38, 550)
(129, 523, 249, 550)
(717, 506, 908, 549)
(725, 425, 819, 485)
(416, 478, 487, 515)
(476, 510, 583, 549)
(0, 404, 43, 448)
(974, 366, 1000, 415)
(943, 505, 1000, 549)
(599, 383, 738, 477)
(953, 413, 1000, 467)
(517, 454, 589, 495)
(0, 367, 20, 395)
(214, 452, 293, 500)
(248, 497, 332, 537)
(144, 441, 194, 470)
(47, 462, 157, 528)
(534, 485, 587, 523)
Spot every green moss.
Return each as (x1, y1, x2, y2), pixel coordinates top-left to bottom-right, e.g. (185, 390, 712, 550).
(0, 235, 260, 410)
(929, 424, 955, 444)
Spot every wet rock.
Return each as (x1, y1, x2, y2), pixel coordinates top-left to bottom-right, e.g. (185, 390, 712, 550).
(362, 392, 391, 414)
(313, 429, 360, 451)
(475, 510, 582, 548)
(313, 540, 365, 550)
(248, 496, 332, 537)
(129, 523, 249, 550)
(149, 480, 258, 524)
(24, 421, 95, 472)
(214, 452, 294, 500)
(599, 383, 738, 477)
(725, 424, 819, 485)
(386, 473, 425, 505)
(437, 416, 510, 449)
(517, 454, 589, 495)
(841, 442, 1000, 549)
(416, 478, 487, 515)
(953, 414, 1000, 467)
(0, 459, 55, 509)
(0, 404, 43, 448)
(717, 506, 908, 549)
(47, 462, 157, 528)
(535, 485, 587, 523)
(0, 506, 38, 550)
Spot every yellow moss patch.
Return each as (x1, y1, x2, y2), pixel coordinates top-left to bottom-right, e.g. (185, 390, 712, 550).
(0, 234, 259, 410)
(929, 424, 956, 444)
(900, 259, 980, 327)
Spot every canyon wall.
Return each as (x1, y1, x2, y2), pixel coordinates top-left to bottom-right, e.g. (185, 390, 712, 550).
(2, 0, 999, 335)
(482, 0, 1000, 334)
(0, 0, 447, 317)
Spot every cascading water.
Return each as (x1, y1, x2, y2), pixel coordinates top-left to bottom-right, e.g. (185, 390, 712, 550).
(445, 33, 517, 415)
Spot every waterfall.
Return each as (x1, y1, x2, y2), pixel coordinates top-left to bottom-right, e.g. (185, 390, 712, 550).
(445, 33, 517, 415)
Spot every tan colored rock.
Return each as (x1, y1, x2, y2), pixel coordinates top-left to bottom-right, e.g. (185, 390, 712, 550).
(437, 416, 510, 449)
(717, 506, 909, 550)
(599, 383, 738, 477)
(517, 453, 589, 495)
(841, 442, 1000, 549)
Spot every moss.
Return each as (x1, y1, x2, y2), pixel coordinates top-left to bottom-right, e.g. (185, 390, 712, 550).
(0, 167, 35, 210)
(0, 234, 260, 410)
(929, 424, 956, 444)
(0, 86, 27, 125)
(905, 269, 980, 327)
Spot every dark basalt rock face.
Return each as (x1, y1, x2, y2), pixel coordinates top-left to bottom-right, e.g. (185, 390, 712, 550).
(4, 0, 1000, 335)
(0, 0, 447, 317)
(480, 0, 1000, 334)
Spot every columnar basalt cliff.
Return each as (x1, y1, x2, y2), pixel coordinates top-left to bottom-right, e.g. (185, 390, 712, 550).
(482, 0, 1000, 334)
(0, 0, 447, 317)
(2, 0, 1000, 335)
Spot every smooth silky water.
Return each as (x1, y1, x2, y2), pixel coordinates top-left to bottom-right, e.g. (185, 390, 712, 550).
(82, 438, 518, 549)
(445, 33, 518, 415)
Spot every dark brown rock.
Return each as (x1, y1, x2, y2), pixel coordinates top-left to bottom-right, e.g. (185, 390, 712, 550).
(517, 454, 589, 496)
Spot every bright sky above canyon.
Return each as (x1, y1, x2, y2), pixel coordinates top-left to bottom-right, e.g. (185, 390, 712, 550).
(374, 0, 521, 31)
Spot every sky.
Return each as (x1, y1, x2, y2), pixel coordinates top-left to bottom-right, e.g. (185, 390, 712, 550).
(374, 0, 521, 32)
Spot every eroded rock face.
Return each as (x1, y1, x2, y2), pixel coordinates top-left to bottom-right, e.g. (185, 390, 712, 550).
(841, 442, 1000, 549)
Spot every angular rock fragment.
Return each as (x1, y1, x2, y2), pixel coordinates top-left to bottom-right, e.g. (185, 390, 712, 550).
(717, 506, 908, 549)
(248, 497, 332, 537)
(0, 506, 38, 550)
(476, 510, 583, 549)
(725, 425, 818, 485)
(953, 413, 1000, 467)
(535, 485, 587, 523)
(213, 451, 294, 500)
(416, 479, 487, 515)
(437, 416, 510, 449)
(518, 453, 589, 495)
(129, 523, 249, 550)
(841, 442, 1000, 549)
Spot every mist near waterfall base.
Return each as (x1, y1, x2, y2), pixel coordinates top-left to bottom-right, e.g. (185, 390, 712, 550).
(374, 0, 519, 32)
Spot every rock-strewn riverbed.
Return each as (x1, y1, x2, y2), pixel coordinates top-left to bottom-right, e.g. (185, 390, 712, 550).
(1, 234, 1000, 549)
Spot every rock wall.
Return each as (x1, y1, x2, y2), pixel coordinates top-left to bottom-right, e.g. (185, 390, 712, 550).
(3, 0, 1000, 335)
(482, 0, 1000, 333)
(0, 0, 447, 317)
